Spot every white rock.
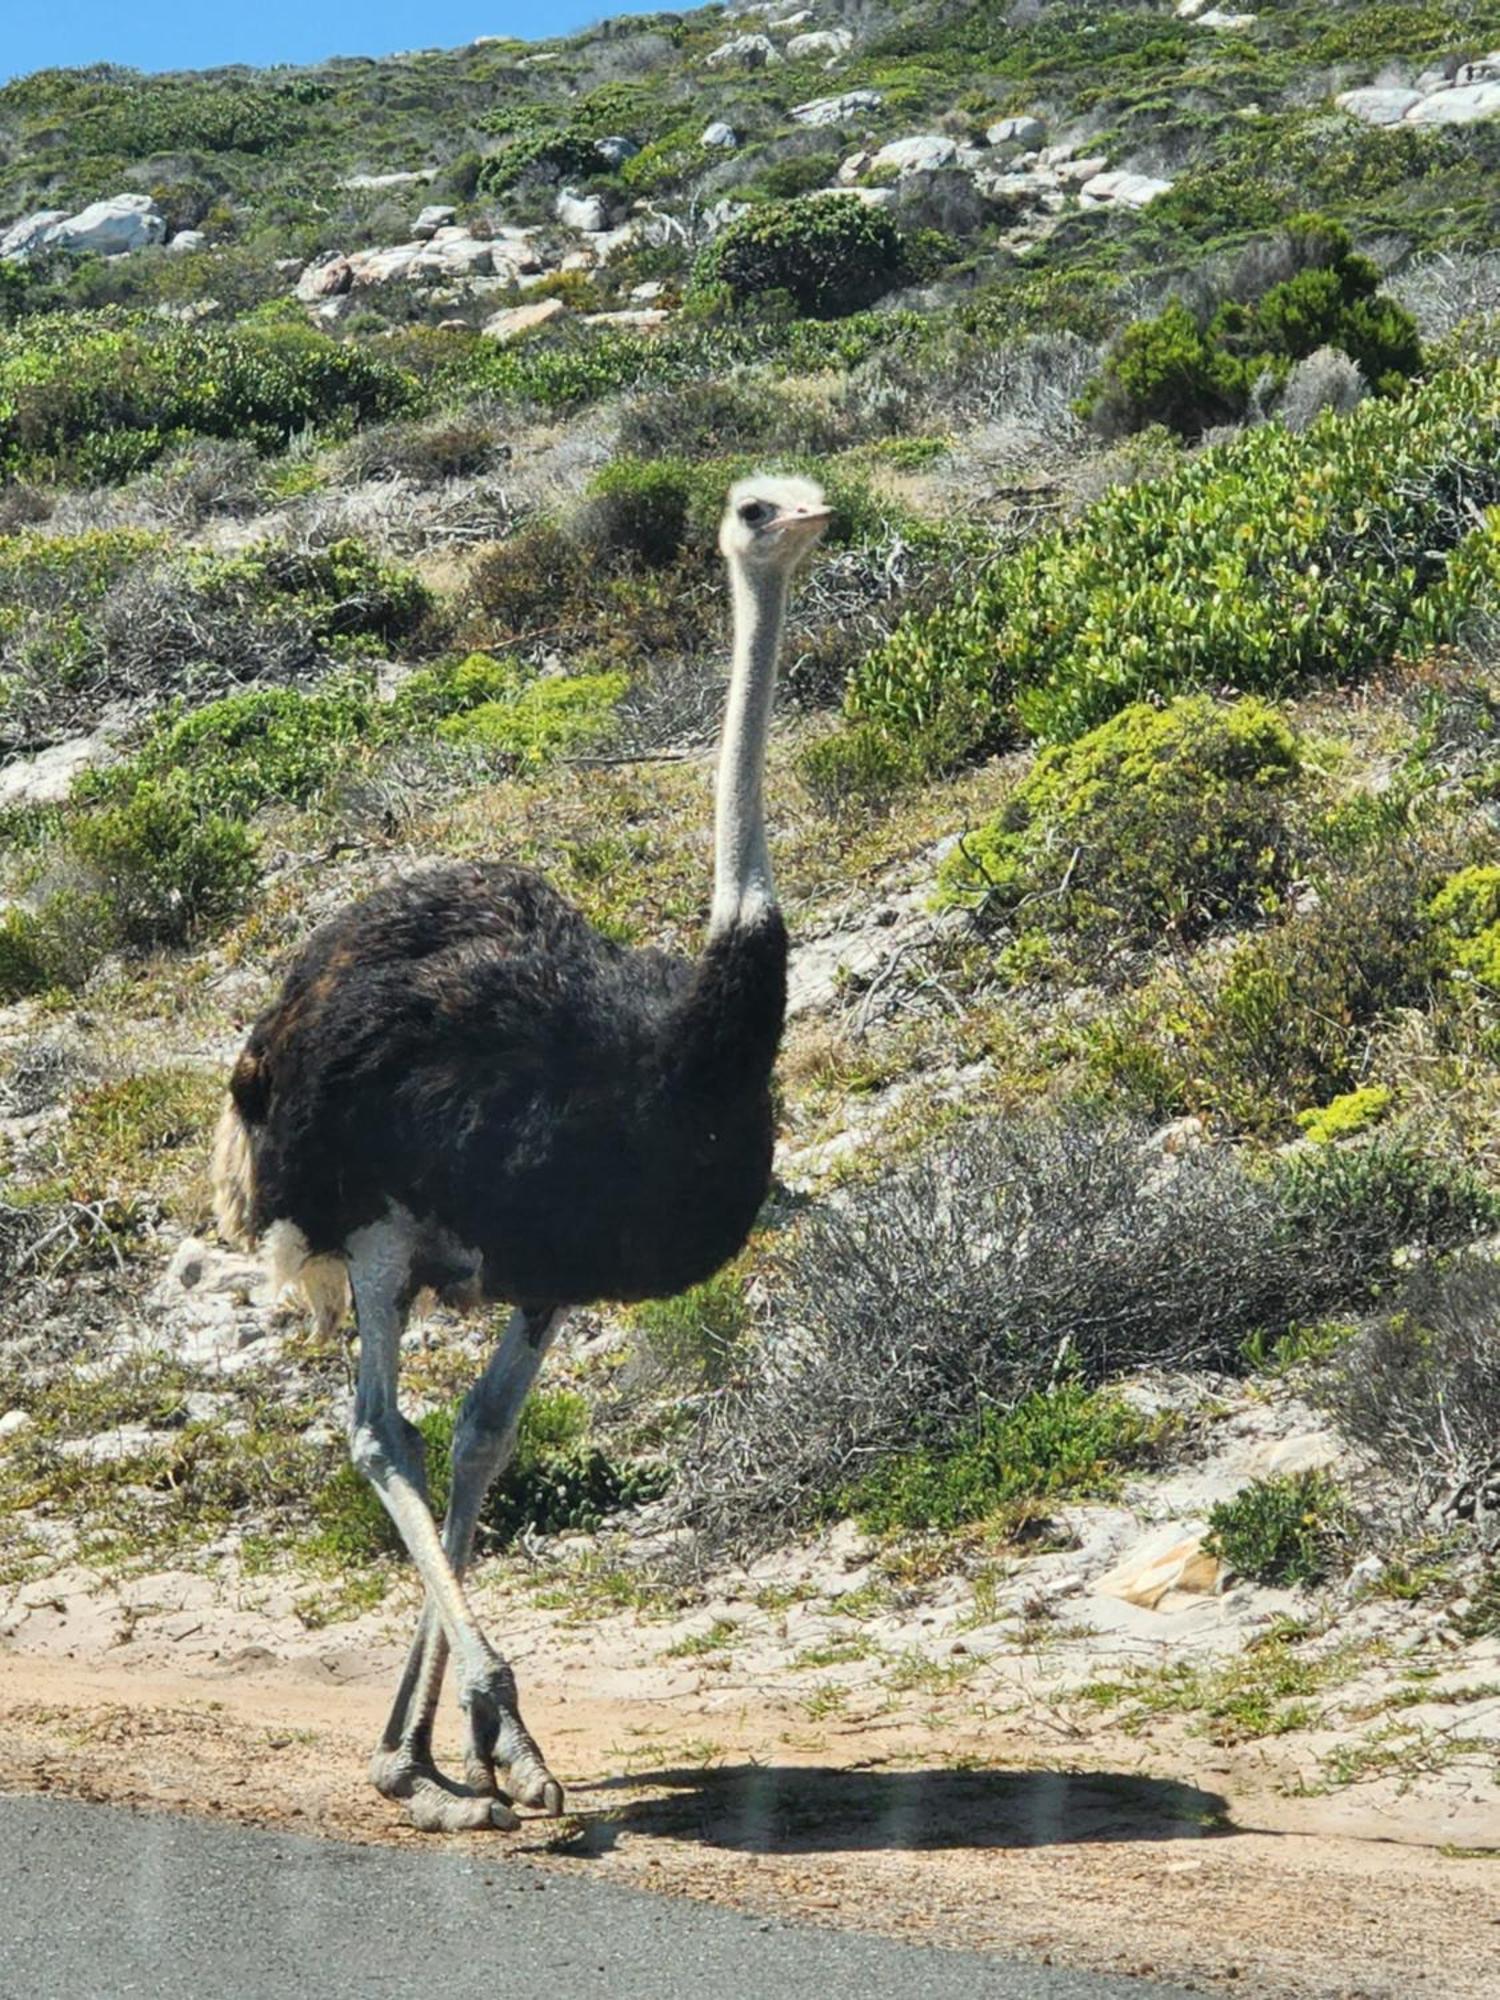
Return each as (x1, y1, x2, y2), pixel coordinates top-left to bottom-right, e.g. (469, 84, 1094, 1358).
(1176, 0, 1208, 14)
(581, 308, 670, 330)
(1335, 86, 1423, 125)
(630, 279, 667, 301)
(295, 255, 354, 301)
(703, 199, 752, 235)
(791, 89, 883, 126)
(987, 115, 1045, 148)
(810, 183, 894, 208)
(0, 209, 67, 260)
(595, 134, 640, 167)
(412, 203, 457, 239)
(1081, 169, 1173, 207)
(701, 120, 739, 149)
(42, 194, 166, 257)
(1097, 1531, 1225, 1610)
(274, 256, 305, 279)
(338, 169, 435, 190)
(560, 248, 596, 272)
(165, 230, 207, 254)
(0, 1410, 33, 1441)
(556, 189, 609, 232)
(482, 297, 568, 342)
(347, 242, 421, 286)
(706, 33, 781, 68)
(1406, 79, 1500, 123)
(1193, 8, 1257, 26)
(871, 133, 961, 175)
(0, 731, 118, 809)
(1053, 154, 1110, 185)
(412, 232, 495, 278)
(786, 29, 853, 59)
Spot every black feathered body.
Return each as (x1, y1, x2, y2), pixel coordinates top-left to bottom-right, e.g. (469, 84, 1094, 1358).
(231, 862, 787, 1311)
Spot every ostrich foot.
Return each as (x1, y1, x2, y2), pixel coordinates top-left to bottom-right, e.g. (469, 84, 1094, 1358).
(462, 1666, 566, 1818)
(370, 1746, 521, 1834)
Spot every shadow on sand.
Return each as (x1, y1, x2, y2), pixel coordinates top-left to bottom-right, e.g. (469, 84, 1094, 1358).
(553, 1762, 1236, 1858)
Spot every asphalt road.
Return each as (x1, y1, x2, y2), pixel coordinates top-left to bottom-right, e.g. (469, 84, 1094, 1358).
(0, 1793, 1198, 2000)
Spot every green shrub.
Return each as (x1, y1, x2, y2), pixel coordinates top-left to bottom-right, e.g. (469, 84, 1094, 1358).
(844, 1383, 1169, 1535)
(311, 1389, 667, 1562)
(441, 670, 626, 768)
(695, 195, 911, 319)
(69, 778, 258, 948)
(579, 457, 693, 569)
(0, 909, 49, 1001)
(1204, 1470, 1354, 1588)
(628, 1266, 751, 1389)
(1081, 216, 1423, 438)
(1427, 864, 1500, 989)
(852, 362, 1500, 755)
(82, 686, 379, 823)
(937, 696, 1302, 960)
(795, 722, 930, 814)
(1296, 1086, 1393, 1145)
(0, 315, 416, 479)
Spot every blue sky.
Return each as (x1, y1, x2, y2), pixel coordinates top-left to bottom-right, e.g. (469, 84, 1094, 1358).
(2, 2, 683, 85)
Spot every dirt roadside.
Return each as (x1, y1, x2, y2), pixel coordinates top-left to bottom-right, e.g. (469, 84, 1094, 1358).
(3, 1588, 1498, 2000)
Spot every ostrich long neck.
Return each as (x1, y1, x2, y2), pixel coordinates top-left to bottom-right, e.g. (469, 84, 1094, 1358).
(710, 560, 787, 936)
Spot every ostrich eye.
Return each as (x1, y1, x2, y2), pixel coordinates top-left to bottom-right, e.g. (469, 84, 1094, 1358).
(738, 500, 770, 525)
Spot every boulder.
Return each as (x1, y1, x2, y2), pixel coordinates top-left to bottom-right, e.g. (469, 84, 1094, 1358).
(1096, 1531, 1225, 1610)
(0, 209, 67, 260)
(274, 256, 306, 280)
(1193, 7, 1257, 25)
(706, 33, 781, 68)
(412, 203, 457, 239)
(630, 279, 667, 301)
(790, 88, 883, 126)
(42, 194, 166, 256)
(413, 229, 495, 278)
(166, 229, 207, 254)
(482, 297, 568, 343)
(338, 169, 435, 190)
(871, 133, 961, 175)
(295, 256, 354, 301)
(556, 188, 610, 232)
(986, 115, 1045, 148)
(702, 199, 752, 236)
(1081, 168, 1174, 206)
(595, 134, 640, 167)
(0, 731, 118, 810)
(1335, 85, 1423, 124)
(701, 120, 739, 148)
(582, 308, 670, 330)
(1407, 79, 1500, 123)
(786, 29, 853, 59)
(348, 242, 422, 285)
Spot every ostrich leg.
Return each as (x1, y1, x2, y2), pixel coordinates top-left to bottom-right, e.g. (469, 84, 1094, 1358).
(346, 1217, 563, 1833)
(372, 1303, 566, 1830)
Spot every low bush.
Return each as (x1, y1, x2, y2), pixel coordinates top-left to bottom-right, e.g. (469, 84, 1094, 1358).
(1205, 1470, 1355, 1587)
(312, 1388, 667, 1563)
(627, 1265, 751, 1390)
(0, 314, 416, 480)
(67, 777, 259, 949)
(1316, 1256, 1500, 1505)
(937, 696, 1303, 966)
(1427, 864, 1500, 989)
(1081, 217, 1422, 439)
(850, 362, 1500, 754)
(695, 195, 911, 319)
(845, 1383, 1170, 1535)
(676, 1114, 1495, 1553)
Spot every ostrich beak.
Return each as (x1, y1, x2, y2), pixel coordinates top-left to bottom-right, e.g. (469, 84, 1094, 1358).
(770, 504, 832, 539)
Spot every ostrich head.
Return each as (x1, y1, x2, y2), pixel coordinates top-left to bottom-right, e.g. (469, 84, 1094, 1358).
(718, 475, 831, 574)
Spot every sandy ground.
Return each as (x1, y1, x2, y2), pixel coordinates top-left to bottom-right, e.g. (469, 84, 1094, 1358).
(3, 1552, 1499, 2000)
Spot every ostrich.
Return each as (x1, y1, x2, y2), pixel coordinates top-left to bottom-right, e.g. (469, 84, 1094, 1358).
(212, 475, 830, 1833)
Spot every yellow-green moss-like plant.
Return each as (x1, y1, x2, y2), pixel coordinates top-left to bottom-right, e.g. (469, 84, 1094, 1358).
(937, 695, 1302, 965)
(1427, 864, 1500, 989)
(1296, 1085, 1393, 1146)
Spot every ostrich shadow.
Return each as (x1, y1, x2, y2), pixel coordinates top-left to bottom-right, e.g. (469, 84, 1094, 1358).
(550, 1762, 1237, 1859)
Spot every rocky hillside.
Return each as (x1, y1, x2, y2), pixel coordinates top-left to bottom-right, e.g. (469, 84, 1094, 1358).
(2, 5, 1500, 1970)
